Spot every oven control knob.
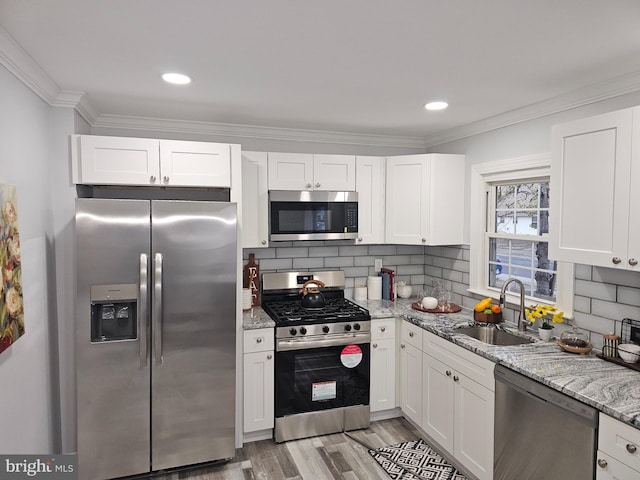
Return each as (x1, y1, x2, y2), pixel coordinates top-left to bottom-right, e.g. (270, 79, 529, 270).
(353, 323, 361, 331)
(289, 328, 297, 336)
(344, 324, 352, 332)
(322, 325, 330, 334)
(299, 327, 307, 335)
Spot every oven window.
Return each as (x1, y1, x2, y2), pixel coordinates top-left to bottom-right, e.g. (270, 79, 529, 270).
(275, 344, 370, 417)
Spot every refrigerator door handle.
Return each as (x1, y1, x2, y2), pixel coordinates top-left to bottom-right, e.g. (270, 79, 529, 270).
(153, 252, 163, 365)
(139, 253, 149, 368)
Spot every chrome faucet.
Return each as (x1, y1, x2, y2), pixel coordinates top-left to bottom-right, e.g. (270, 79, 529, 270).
(500, 278, 527, 332)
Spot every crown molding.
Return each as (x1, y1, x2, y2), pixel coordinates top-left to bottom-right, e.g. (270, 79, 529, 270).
(424, 70, 640, 148)
(92, 114, 427, 148)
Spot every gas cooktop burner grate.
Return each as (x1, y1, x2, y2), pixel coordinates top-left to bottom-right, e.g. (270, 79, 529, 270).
(262, 297, 370, 326)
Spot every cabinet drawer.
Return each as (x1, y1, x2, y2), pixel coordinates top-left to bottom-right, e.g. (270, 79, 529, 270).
(600, 414, 640, 472)
(243, 329, 274, 353)
(423, 330, 495, 391)
(372, 318, 396, 340)
(596, 450, 640, 479)
(401, 321, 423, 349)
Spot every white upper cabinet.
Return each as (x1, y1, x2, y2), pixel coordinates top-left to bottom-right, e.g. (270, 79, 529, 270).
(385, 154, 465, 245)
(550, 107, 639, 270)
(72, 134, 232, 187)
(355, 156, 385, 244)
(268, 152, 356, 191)
(241, 151, 269, 249)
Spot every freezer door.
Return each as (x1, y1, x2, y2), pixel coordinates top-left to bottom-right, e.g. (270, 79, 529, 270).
(151, 201, 237, 470)
(75, 198, 151, 479)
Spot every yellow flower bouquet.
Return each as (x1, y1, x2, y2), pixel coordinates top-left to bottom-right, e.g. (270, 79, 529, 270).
(525, 304, 564, 330)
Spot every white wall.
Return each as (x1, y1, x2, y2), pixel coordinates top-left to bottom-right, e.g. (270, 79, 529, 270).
(0, 65, 57, 453)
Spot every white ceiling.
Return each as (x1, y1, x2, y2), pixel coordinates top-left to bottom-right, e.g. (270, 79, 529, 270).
(1, 0, 640, 145)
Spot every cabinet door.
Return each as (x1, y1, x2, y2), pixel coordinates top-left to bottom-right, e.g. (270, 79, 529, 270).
(76, 135, 160, 185)
(313, 154, 356, 191)
(386, 155, 429, 245)
(243, 351, 274, 433)
(399, 341, 422, 425)
(427, 154, 466, 245)
(550, 108, 632, 268)
(356, 156, 386, 244)
(241, 152, 269, 248)
(455, 375, 494, 480)
(422, 354, 454, 451)
(628, 107, 640, 271)
(159, 140, 231, 187)
(268, 152, 314, 190)
(596, 451, 640, 480)
(370, 337, 396, 412)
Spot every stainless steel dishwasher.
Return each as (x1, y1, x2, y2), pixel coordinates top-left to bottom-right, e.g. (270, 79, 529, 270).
(494, 365, 598, 480)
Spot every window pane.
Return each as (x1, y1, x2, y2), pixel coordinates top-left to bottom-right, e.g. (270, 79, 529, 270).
(496, 185, 515, 209)
(495, 211, 514, 233)
(516, 183, 538, 208)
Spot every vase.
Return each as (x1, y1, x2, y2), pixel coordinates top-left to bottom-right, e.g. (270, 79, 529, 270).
(538, 327, 554, 342)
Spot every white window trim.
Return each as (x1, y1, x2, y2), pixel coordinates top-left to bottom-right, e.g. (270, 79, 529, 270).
(469, 154, 575, 318)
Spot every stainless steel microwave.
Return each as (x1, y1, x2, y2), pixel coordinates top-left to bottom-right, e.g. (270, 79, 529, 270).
(269, 191, 358, 241)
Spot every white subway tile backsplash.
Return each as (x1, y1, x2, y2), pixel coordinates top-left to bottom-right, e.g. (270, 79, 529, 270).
(308, 246, 340, 257)
(592, 299, 640, 322)
(259, 258, 293, 271)
(397, 245, 425, 255)
(593, 267, 640, 288)
(292, 257, 324, 269)
(324, 256, 354, 268)
(574, 295, 591, 314)
(277, 247, 308, 258)
(368, 245, 398, 256)
(575, 264, 592, 280)
(354, 256, 375, 267)
(574, 279, 617, 302)
(618, 286, 640, 306)
(397, 264, 425, 276)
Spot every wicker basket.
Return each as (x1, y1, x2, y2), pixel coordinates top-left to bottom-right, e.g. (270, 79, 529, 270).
(473, 310, 503, 324)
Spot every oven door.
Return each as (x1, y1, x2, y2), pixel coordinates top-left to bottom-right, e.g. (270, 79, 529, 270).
(275, 336, 370, 418)
(269, 190, 358, 241)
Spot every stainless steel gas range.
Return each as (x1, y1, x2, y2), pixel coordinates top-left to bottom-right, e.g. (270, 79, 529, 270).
(261, 271, 371, 443)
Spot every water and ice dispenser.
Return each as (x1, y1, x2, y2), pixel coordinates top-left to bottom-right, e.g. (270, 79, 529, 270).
(90, 284, 138, 342)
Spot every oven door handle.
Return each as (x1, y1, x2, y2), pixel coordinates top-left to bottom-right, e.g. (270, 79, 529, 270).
(276, 332, 370, 351)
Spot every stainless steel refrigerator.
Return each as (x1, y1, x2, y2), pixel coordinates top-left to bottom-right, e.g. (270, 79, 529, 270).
(75, 198, 237, 480)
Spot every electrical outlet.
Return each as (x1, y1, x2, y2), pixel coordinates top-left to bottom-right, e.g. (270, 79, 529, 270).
(375, 258, 382, 272)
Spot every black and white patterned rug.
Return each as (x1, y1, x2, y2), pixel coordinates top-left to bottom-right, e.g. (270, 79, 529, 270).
(368, 439, 467, 480)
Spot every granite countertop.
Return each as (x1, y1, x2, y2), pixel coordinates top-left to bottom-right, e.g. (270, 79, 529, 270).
(241, 298, 640, 430)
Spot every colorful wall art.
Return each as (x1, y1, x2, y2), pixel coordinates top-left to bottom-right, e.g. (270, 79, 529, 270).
(0, 184, 24, 354)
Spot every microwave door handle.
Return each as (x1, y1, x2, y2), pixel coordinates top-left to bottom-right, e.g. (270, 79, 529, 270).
(153, 253, 163, 365)
(138, 253, 148, 368)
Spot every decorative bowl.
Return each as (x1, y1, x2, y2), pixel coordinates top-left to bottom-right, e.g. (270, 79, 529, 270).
(618, 344, 640, 363)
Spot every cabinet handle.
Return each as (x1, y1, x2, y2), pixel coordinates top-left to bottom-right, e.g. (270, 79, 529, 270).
(627, 443, 637, 454)
(453, 375, 459, 382)
(358, 237, 363, 242)
(409, 331, 415, 337)
(446, 370, 452, 377)
(380, 327, 386, 332)
(629, 258, 638, 266)
(372, 343, 378, 348)
(261, 240, 267, 245)
(150, 175, 157, 183)
(256, 338, 262, 343)
(421, 238, 426, 243)
(306, 183, 312, 188)
(612, 257, 622, 264)
(315, 183, 321, 188)
(400, 344, 406, 349)
(267, 354, 272, 360)
(597, 458, 607, 468)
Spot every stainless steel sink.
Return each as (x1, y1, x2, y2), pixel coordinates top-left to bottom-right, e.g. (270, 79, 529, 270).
(456, 326, 534, 346)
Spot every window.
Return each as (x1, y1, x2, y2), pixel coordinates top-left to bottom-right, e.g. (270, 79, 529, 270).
(469, 155, 574, 317)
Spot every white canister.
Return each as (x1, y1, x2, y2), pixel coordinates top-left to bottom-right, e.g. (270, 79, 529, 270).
(354, 285, 368, 301)
(242, 288, 253, 311)
(367, 276, 382, 300)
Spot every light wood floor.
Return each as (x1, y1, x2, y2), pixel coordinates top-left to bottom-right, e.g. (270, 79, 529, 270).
(153, 417, 422, 480)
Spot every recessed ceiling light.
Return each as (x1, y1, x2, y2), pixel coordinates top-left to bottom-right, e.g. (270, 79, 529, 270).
(424, 101, 448, 111)
(162, 73, 192, 85)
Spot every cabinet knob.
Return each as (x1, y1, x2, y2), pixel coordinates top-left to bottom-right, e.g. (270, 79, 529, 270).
(358, 237, 363, 242)
(400, 344, 406, 349)
(150, 175, 157, 183)
(627, 443, 637, 454)
(597, 458, 608, 468)
(267, 354, 272, 360)
(409, 331, 415, 337)
(453, 375, 459, 382)
(306, 183, 312, 188)
(446, 370, 452, 377)
(261, 240, 267, 245)
(629, 258, 638, 266)
(256, 338, 262, 343)
(163, 175, 170, 184)
(372, 343, 378, 349)
(612, 257, 622, 264)
(315, 183, 321, 188)
(380, 327, 386, 333)
(421, 238, 426, 243)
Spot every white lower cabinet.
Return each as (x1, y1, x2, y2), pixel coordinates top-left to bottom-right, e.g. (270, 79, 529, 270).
(399, 322, 423, 425)
(370, 318, 397, 412)
(243, 329, 274, 434)
(597, 413, 640, 479)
